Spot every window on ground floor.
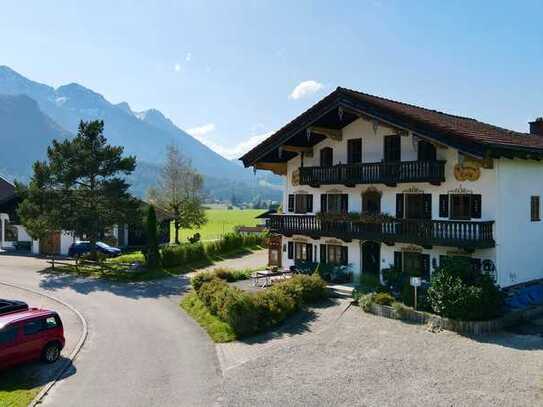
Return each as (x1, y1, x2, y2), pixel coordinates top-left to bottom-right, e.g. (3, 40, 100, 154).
(531, 195, 540, 222)
(289, 242, 312, 262)
(322, 244, 348, 265)
(394, 251, 430, 280)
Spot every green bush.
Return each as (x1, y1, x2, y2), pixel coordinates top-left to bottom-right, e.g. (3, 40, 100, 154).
(427, 257, 504, 321)
(194, 274, 327, 337)
(373, 292, 395, 306)
(358, 293, 375, 312)
(191, 268, 252, 291)
(162, 233, 265, 268)
(357, 273, 386, 294)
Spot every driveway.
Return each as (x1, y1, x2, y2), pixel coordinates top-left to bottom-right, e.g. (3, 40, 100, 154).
(221, 303, 543, 407)
(0, 254, 223, 407)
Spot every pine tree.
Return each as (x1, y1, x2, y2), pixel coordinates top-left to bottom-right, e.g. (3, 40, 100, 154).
(144, 205, 161, 268)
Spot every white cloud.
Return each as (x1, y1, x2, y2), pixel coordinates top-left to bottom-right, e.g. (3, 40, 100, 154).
(174, 63, 181, 72)
(186, 123, 216, 138)
(185, 52, 192, 62)
(289, 80, 324, 100)
(186, 123, 272, 159)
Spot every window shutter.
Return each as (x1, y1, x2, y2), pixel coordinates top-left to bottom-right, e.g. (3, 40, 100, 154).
(471, 194, 482, 219)
(287, 242, 293, 259)
(288, 194, 294, 213)
(421, 254, 430, 280)
(320, 194, 327, 213)
(341, 246, 348, 265)
(306, 195, 313, 213)
(320, 244, 327, 263)
(396, 194, 404, 219)
(306, 244, 313, 262)
(439, 194, 449, 218)
(423, 194, 432, 219)
(341, 194, 349, 214)
(394, 251, 402, 271)
(471, 258, 482, 274)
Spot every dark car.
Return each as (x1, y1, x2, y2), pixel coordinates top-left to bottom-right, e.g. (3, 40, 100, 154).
(0, 308, 65, 370)
(0, 300, 28, 316)
(68, 241, 121, 258)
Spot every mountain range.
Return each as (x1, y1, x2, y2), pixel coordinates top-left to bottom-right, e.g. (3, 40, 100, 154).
(0, 66, 281, 202)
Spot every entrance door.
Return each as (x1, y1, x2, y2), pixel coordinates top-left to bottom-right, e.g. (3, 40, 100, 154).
(361, 241, 380, 275)
(268, 235, 282, 268)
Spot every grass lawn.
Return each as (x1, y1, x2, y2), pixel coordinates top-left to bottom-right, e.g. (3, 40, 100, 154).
(180, 292, 237, 342)
(170, 209, 265, 242)
(0, 368, 42, 407)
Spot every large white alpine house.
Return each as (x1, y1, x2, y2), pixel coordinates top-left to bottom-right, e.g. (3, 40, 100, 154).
(240, 87, 543, 288)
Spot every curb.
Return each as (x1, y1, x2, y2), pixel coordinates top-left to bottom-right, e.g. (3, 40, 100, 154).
(0, 281, 88, 406)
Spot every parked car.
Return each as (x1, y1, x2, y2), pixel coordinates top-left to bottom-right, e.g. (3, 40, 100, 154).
(68, 241, 121, 258)
(0, 308, 65, 369)
(0, 299, 28, 316)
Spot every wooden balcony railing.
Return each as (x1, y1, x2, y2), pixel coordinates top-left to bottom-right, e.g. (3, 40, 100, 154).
(298, 160, 446, 187)
(268, 215, 495, 249)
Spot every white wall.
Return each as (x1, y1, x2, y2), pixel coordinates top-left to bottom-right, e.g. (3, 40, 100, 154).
(495, 159, 543, 287)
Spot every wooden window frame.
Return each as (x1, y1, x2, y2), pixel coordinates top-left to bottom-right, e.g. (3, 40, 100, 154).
(347, 138, 363, 164)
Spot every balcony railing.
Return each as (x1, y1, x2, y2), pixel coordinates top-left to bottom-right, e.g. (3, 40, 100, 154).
(298, 160, 446, 187)
(268, 215, 495, 249)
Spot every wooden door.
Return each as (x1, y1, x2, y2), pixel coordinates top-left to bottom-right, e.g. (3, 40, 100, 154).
(40, 232, 61, 255)
(268, 235, 282, 268)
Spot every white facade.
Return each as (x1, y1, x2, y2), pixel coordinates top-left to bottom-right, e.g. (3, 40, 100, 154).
(276, 117, 543, 288)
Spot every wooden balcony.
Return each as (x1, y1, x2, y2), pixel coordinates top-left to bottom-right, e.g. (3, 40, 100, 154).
(298, 160, 446, 187)
(268, 215, 495, 249)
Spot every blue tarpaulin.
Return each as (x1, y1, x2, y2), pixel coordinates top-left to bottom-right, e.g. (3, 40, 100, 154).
(506, 285, 543, 310)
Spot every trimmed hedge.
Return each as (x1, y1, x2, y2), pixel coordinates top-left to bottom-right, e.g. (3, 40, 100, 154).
(193, 274, 327, 337)
(162, 233, 265, 268)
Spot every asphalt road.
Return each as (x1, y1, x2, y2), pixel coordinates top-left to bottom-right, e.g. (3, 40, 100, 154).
(0, 254, 224, 407)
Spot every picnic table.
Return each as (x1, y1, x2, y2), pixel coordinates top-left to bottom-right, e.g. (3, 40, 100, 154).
(252, 269, 293, 288)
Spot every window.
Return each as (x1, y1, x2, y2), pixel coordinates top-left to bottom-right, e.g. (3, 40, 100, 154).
(0, 326, 17, 345)
(320, 147, 333, 167)
(347, 139, 362, 164)
(288, 194, 313, 213)
(531, 196, 540, 222)
(394, 251, 430, 280)
(45, 316, 59, 329)
(450, 194, 482, 220)
(384, 135, 401, 162)
(5, 224, 18, 242)
(321, 194, 348, 214)
(24, 319, 44, 336)
(294, 242, 312, 262)
(397, 193, 432, 219)
(326, 245, 348, 265)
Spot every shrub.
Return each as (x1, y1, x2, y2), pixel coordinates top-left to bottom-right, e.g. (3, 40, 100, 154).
(194, 273, 327, 337)
(144, 205, 162, 269)
(373, 292, 395, 306)
(427, 257, 504, 321)
(358, 273, 386, 294)
(392, 301, 410, 320)
(358, 293, 375, 312)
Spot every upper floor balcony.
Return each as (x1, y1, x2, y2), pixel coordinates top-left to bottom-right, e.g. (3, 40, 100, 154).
(297, 160, 446, 187)
(268, 214, 495, 249)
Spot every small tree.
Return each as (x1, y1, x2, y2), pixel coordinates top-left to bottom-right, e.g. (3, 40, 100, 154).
(147, 144, 207, 244)
(18, 120, 139, 258)
(144, 205, 161, 268)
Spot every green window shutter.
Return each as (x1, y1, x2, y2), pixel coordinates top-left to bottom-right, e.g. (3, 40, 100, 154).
(306, 244, 313, 262)
(421, 254, 430, 280)
(340, 246, 348, 265)
(288, 194, 294, 213)
(394, 251, 402, 270)
(320, 244, 327, 263)
(306, 195, 313, 213)
(423, 194, 432, 219)
(471, 194, 482, 218)
(320, 194, 327, 213)
(287, 242, 293, 259)
(396, 194, 404, 219)
(439, 194, 449, 218)
(341, 194, 349, 214)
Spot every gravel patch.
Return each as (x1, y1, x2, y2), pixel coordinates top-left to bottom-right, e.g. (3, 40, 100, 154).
(223, 306, 543, 407)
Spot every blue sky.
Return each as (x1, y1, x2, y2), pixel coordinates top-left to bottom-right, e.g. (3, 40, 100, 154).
(1, 1, 542, 159)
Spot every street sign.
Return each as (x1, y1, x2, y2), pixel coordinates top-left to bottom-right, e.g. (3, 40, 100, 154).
(410, 277, 422, 287)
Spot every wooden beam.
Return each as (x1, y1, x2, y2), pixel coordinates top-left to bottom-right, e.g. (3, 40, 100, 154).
(254, 162, 287, 176)
(282, 145, 314, 157)
(308, 126, 342, 141)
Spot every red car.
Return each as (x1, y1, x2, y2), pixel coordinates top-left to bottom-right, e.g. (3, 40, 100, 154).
(0, 308, 65, 370)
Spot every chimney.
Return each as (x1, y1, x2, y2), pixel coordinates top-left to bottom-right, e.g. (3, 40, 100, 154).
(530, 117, 543, 136)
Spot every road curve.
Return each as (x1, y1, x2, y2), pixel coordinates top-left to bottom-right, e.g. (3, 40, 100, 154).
(0, 255, 223, 407)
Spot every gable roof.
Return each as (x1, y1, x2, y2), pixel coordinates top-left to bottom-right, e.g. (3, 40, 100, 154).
(240, 87, 543, 166)
(0, 176, 16, 205)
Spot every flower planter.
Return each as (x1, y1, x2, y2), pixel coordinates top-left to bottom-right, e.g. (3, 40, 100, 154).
(367, 302, 543, 336)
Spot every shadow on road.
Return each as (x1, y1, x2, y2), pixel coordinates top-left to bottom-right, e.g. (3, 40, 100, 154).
(36, 268, 191, 300)
(0, 356, 76, 392)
